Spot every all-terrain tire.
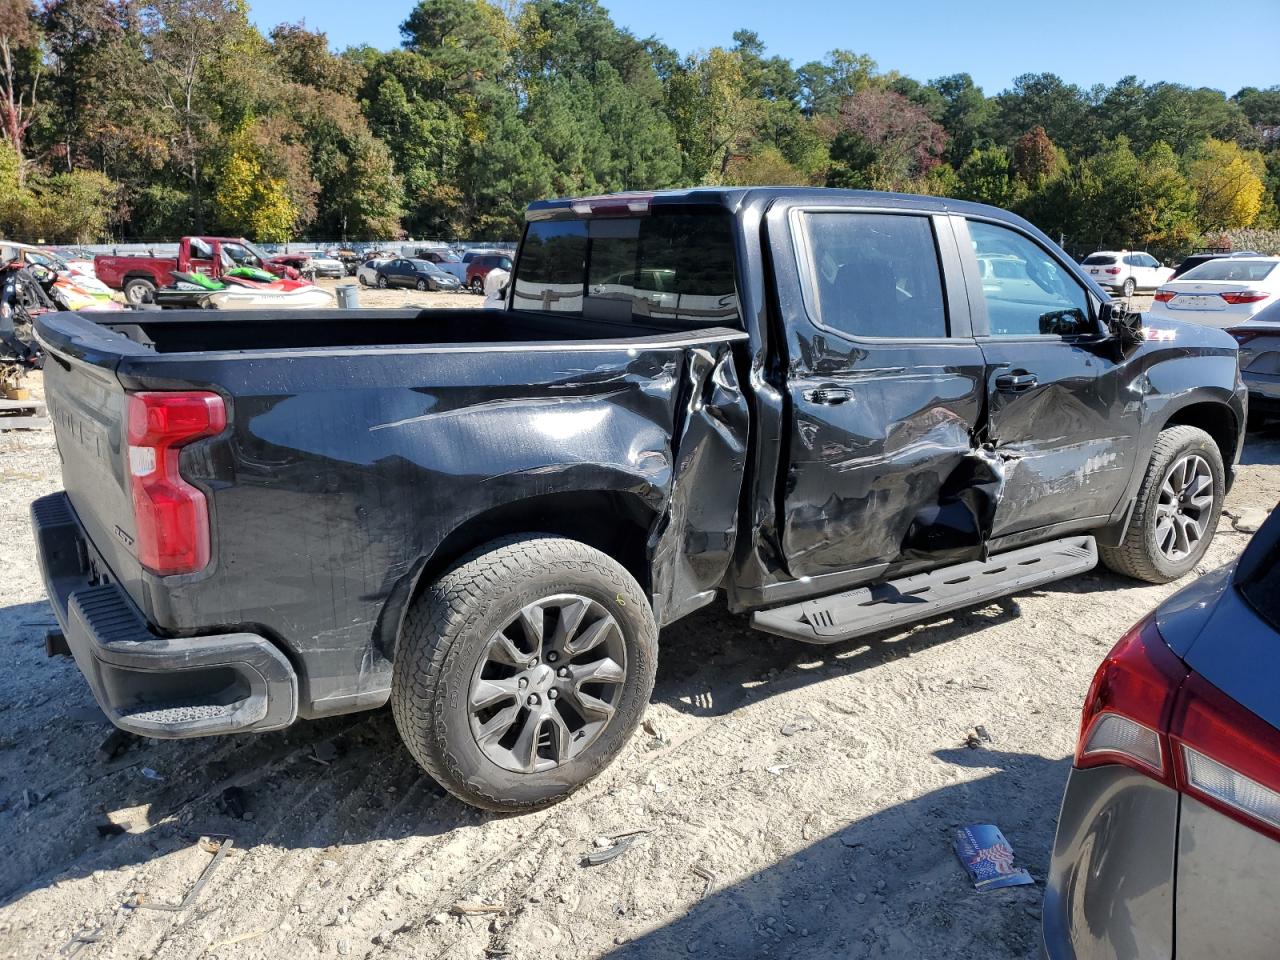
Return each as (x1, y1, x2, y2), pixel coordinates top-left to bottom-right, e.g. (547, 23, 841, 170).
(1099, 425, 1225, 583)
(391, 535, 657, 812)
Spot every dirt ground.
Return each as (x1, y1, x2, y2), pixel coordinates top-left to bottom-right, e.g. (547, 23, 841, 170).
(314, 276, 487, 310)
(0, 369, 1276, 960)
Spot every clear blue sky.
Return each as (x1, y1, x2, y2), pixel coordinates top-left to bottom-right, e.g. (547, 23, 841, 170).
(249, 0, 1280, 96)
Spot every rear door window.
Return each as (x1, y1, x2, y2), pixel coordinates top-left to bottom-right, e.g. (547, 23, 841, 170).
(800, 212, 948, 339)
(512, 212, 740, 328)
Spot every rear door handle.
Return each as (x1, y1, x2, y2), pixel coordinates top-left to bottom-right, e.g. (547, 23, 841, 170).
(804, 386, 854, 405)
(994, 373, 1038, 393)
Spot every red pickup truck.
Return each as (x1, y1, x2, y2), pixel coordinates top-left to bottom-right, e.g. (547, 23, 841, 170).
(95, 237, 304, 305)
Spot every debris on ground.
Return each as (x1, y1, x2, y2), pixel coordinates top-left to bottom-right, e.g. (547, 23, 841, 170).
(219, 786, 247, 819)
(583, 833, 642, 866)
(95, 728, 135, 763)
(139, 767, 164, 782)
(964, 725, 993, 749)
(310, 741, 339, 765)
(780, 714, 817, 736)
(134, 836, 233, 912)
(450, 901, 505, 916)
(58, 925, 103, 957)
(952, 824, 1034, 890)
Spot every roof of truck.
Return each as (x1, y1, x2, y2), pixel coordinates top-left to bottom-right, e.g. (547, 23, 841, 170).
(525, 186, 1025, 223)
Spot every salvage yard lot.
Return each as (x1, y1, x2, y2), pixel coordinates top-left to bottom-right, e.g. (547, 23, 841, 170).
(0, 384, 1274, 960)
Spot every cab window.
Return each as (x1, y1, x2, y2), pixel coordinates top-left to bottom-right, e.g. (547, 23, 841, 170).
(968, 221, 1090, 337)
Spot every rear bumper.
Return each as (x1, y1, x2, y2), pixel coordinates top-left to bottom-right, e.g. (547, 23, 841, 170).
(1042, 766, 1177, 960)
(32, 492, 297, 739)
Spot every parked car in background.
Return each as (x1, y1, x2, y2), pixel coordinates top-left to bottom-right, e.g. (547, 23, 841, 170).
(1044, 504, 1280, 960)
(97, 236, 303, 305)
(465, 252, 513, 292)
(296, 251, 347, 279)
(1171, 250, 1260, 280)
(1227, 297, 1280, 425)
(357, 258, 390, 287)
(1149, 257, 1280, 328)
(1082, 250, 1174, 297)
(326, 249, 362, 276)
(374, 257, 463, 291)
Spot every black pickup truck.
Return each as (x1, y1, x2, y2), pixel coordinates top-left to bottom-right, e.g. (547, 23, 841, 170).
(32, 188, 1245, 811)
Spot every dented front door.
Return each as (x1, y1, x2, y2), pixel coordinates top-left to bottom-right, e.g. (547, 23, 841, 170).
(771, 204, 995, 580)
(957, 216, 1142, 538)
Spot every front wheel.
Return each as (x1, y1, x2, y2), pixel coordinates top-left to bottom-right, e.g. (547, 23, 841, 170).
(392, 535, 657, 812)
(1099, 425, 1225, 583)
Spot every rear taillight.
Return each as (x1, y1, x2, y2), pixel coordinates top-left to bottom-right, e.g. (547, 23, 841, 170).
(126, 391, 226, 576)
(1170, 675, 1280, 842)
(1221, 290, 1270, 304)
(1105, 267, 1122, 275)
(1076, 616, 1280, 841)
(1077, 617, 1186, 784)
(1154, 289, 1176, 302)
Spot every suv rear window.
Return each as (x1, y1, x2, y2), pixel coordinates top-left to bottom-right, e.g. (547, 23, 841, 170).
(1083, 254, 1117, 265)
(511, 212, 739, 328)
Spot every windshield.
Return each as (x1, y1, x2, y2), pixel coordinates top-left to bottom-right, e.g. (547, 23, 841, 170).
(410, 259, 445, 275)
(511, 211, 740, 329)
(1180, 260, 1278, 282)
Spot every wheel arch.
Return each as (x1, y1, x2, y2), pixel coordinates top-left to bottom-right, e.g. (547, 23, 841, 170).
(1161, 400, 1241, 480)
(375, 490, 657, 663)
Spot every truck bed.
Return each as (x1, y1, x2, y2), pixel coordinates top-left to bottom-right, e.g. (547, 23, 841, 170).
(88, 307, 713, 354)
(33, 306, 750, 721)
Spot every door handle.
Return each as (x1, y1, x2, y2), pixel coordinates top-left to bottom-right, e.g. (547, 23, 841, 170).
(804, 386, 854, 405)
(994, 372, 1038, 393)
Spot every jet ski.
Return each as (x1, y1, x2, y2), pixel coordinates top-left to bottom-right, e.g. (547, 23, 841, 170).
(157, 269, 335, 310)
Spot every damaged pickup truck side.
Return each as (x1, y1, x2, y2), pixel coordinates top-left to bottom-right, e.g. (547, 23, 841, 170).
(33, 188, 1245, 811)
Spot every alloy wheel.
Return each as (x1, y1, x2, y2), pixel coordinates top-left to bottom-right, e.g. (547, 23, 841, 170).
(468, 594, 627, 774)
(1154, 454, 1214, 561)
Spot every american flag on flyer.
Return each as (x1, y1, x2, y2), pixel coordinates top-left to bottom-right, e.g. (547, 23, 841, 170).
(953, 824, 1035, 891)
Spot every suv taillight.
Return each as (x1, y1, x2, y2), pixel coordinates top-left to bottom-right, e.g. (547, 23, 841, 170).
(1105, 266, 1122, 275)
(126, 391, 226, 575)
(1077, 616, 1280, 842)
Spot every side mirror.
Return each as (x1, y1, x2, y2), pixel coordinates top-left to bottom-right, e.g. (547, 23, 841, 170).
(1099, 300, 1145, 351)
(1039, 307, 1092, 337)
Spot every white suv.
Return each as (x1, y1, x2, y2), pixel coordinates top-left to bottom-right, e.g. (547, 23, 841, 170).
(1081, 251, 1174, 297)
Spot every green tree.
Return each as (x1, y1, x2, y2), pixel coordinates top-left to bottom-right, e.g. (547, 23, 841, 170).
(928, 73, 991, 167)
(956, 145, 1025, 208)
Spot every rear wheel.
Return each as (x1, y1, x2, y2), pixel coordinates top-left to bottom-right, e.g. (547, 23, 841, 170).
(470, 277, 484, 293)
(1122, 277, 1136, 298)
(1099, 426, 1224, 583)
(392, 535, 656, 812)
(376, 275, 388, 289)
(358, 274, 368, 286)
(123, 277, 156, 306)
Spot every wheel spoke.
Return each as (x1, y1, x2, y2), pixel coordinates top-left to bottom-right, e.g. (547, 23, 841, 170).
(510, 711, 544, 773)
(486, 631, 528, 668)
(550, 598, 590, 652)
(570, 656, 626, 687)
(475, 702, 521, 745)
(517, 602, 545, 658)
(470, 676, 519, 710)
(566, 617, 619, 657)
(1155, 516, 1176, 553)
(568, 686, 616, 721)
(546, 709, 573, 762)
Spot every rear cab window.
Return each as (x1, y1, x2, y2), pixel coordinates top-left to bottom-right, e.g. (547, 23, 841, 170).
(798, 211, 948, 339)
(511, 211, 740, 329)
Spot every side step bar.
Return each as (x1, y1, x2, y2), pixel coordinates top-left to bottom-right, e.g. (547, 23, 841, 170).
(751, 535, 1098, 644)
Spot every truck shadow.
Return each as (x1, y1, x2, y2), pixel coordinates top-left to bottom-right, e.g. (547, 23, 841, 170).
(600, 748, 1070, 959)
(653, 565, 1142, 720)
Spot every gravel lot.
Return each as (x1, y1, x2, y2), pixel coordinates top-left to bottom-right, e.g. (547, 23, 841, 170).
(0, 367, 1275, 960)
(314, 276, 486, 310)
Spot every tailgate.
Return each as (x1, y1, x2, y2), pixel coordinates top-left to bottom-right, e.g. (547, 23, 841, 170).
(37, 314, 146, 602)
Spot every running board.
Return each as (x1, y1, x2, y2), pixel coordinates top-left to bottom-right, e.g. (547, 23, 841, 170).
(750, 536, 1098, 644)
